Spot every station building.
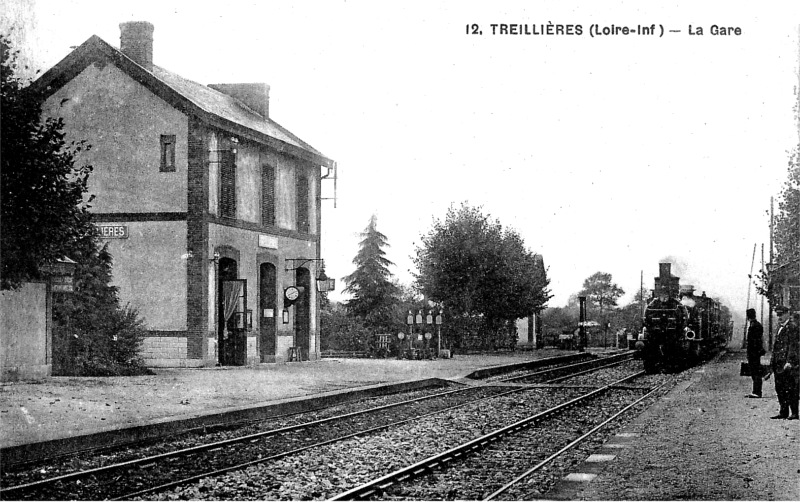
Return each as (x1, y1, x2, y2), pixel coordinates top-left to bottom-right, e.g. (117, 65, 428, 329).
(30, 22, 336, 367)
(770, 259, 799, 313)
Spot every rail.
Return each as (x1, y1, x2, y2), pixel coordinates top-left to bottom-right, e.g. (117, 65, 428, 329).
(329, 370, 646, 501)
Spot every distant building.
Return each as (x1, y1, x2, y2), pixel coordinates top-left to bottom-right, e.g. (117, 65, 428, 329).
(30, 21, 336, 367)
(516, 254, 546, 348)
(769, 259, 799, 313)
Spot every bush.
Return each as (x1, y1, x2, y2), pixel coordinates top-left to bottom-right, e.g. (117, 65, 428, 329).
(442, 314, 518, 351)
(52, 242, 152, 376)
(320, 302, 373, 352)
(53, 305, 152, 376)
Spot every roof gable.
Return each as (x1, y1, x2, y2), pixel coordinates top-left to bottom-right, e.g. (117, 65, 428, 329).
(29, 35, 333, 167)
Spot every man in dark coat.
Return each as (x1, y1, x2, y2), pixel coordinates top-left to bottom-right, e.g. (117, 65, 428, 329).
(770, 306, 800, 419)
(745, 308, 765, 398)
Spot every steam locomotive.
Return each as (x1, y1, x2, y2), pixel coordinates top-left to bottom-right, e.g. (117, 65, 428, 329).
(636, 263, 732, 373)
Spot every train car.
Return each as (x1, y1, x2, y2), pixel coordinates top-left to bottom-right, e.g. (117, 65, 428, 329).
(637, 263, 731, 373)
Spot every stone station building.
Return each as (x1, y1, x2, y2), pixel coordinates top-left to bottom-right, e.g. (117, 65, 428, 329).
(30, 21, 336, 367)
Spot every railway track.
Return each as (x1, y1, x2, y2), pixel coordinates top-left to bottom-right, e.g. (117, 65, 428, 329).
(0, 385, 456, 477)
(488, 351, 634, 384)
(331, 369, 665, 500)
(0, 354, 640, 500)
(0, 384, 507, 500)
(150, 360, 651, 500)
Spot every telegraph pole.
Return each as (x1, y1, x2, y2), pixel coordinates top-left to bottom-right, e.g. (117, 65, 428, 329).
(640, 270, 645, 321)
(769, 197, 774, 349)
(743, 243, 756, 349)
(761, 244, 765, 327)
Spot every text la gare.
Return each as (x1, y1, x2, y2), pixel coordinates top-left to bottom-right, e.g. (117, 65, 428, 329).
(689, 25, 742, 35)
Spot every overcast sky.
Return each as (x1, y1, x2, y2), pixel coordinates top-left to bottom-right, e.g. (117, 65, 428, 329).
(3, 1, 799, 331)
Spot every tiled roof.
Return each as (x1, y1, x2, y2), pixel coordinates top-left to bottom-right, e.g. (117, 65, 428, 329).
(31, 35, 332, 166)
(150, 65, 325, 158)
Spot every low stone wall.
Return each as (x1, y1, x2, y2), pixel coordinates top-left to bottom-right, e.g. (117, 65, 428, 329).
(1, 283, 50, 382)
(141, 337, 202, 367)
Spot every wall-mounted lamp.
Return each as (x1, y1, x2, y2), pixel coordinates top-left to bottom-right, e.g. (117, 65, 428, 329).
(316, 267, 335, 293)
(209, 251, 220, 264)
(284, 258, 335, 292)
(282, 309, 290, 324)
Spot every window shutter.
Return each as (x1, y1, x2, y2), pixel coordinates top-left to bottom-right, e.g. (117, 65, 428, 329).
(220, 150, 236, 218)
(262, 164, 275, 226)
(160, 134, 176, 172)
(296, 174, 309, 233)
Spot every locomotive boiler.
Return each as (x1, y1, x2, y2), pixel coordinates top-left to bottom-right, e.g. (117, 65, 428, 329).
(637, 263, 732, 373)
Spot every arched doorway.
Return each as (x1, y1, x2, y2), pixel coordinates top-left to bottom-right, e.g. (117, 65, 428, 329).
(259, 263, 277, 362)
(295, 267, 311, 360)
(218, 257, 247, 366)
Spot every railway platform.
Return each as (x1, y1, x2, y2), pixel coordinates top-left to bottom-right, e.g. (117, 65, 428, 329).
(0, 349, 570, 451)
(549, 348, 800, 501)
(2, 348, 797, 500)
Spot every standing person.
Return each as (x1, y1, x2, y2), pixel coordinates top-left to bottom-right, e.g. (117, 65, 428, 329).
(745, 308, 765, 398)
(769, 306, 800, 420)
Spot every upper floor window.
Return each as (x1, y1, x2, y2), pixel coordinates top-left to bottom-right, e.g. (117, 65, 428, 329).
(296, 174, 309, 233)
(220, 150, 236, 219)
(262, 163, 275, 226)
(160, 134, 176, 172)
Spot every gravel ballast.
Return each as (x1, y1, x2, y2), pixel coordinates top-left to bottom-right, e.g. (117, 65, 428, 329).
(552, 350, 800, 501)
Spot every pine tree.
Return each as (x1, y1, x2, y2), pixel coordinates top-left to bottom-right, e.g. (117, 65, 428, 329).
(343, 215, 399, 327)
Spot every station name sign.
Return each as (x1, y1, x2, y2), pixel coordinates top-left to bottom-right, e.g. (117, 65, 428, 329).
(51, 275, 74, 293)
(97, 225, 129, 239)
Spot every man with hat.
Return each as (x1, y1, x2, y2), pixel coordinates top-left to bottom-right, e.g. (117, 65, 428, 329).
(769, 305, 800, 419)
(745, 308, 765, 398)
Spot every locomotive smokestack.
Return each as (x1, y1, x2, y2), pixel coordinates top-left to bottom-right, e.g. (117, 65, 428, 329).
(655, 262, 680, 299)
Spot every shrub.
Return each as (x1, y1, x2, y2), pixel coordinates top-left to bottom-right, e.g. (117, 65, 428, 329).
(53, 305, 152, 376)
(52, 242, 152, 376)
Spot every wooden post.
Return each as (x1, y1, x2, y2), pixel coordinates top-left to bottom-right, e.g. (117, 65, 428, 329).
(743, 243, 756, 349)
(769, 197, 774, 350)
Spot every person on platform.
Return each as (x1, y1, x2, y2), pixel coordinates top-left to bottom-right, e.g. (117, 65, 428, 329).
(745, 308, 765, 398)
(769, 306, 800, 420)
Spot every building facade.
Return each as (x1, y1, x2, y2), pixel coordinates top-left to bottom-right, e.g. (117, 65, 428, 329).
(30, 22, 335, 367)
(770, 260, 799, 313)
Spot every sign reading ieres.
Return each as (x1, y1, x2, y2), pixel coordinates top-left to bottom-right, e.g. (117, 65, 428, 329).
(98, 225, 129, 239)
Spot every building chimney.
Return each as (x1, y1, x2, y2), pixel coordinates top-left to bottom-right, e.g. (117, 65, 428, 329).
(119, 21, 154, 71)
(208, 83, 270, 118)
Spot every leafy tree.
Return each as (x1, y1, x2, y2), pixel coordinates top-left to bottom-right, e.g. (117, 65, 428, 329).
(393, 281, 428, 330)
(774, 144, 800, 269)
(540, 306, 578, 338)
(319, 301, 372, 353)
(608, 302, 644, 340)
(52, 239, 150, 376)
(1, 34, 149, 375)
(578, 272, 625, 319)
(413, 203, 550, 349)
(1, 33, 96, 290)
(756, 143, 800, 305)
(342, 215, 400, 328)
